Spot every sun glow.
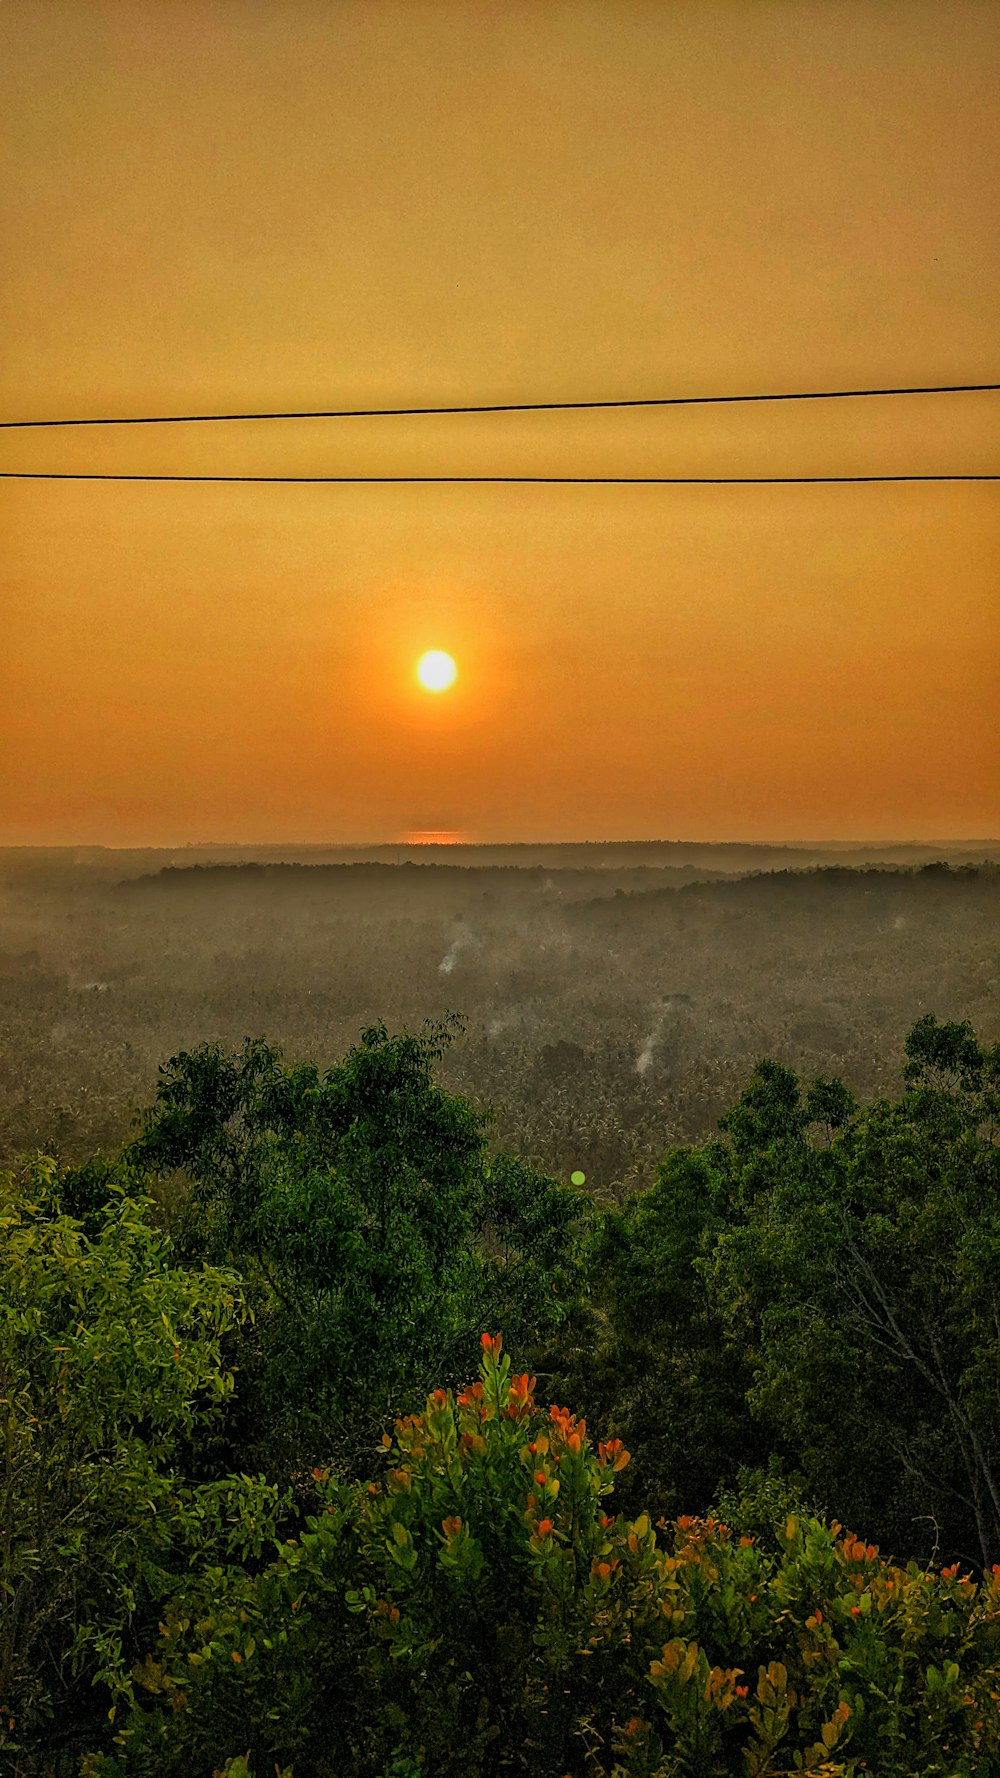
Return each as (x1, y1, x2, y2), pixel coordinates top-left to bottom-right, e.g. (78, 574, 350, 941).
(416, 650, 457, 692)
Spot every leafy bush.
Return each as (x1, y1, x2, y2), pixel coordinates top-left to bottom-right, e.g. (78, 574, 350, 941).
(710, 1457, 824, 1557)
(109, 1337, 1000, 1778)
(0, 1155, 286, 1775)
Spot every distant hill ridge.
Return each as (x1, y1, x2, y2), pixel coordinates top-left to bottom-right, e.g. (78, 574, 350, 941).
(3, 839, 1000, 890)
(118, 858, 1000, 898)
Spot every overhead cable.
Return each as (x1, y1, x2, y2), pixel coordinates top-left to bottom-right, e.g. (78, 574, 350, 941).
(1, 381, 998, 429)
(1, 472, 997, 485)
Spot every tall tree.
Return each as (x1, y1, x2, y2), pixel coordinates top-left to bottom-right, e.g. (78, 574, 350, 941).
(706, 1018, 1000, 1566)
(125, 1015, 587, 1474)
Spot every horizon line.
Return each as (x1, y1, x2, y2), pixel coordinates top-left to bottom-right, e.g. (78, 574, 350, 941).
(3, 838, 999, 852)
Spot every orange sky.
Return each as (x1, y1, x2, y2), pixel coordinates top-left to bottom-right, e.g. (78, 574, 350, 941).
(2, 0, 998, 845)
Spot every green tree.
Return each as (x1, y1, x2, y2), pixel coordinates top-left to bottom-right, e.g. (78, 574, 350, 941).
(572, 1018, 1000, 1571)
(706, 1017, 1000, 1567)
(0, 1155, 283, 1773)
(125, 1017, 587, 1475)
(564, 1145, 758, 1519)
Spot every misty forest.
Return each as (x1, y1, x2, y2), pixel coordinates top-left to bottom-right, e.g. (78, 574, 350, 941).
(4, 843, 1000, 1778)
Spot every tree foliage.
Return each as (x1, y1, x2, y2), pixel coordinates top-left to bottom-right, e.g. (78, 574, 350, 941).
(0, 1156, 284, 1769)
(705, 1018, 1000, 1568)
(108, 1336, 1000, 1778)
(124, 1015, 588, 1472)
(4, 1012, 1000, 1776)
(581, 1017, 1000, 1570)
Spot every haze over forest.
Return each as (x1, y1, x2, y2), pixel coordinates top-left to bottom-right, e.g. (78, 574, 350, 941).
(4, 840, 998, 1197)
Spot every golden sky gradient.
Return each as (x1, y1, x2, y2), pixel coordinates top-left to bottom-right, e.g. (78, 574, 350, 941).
(2, 0, 998, 844)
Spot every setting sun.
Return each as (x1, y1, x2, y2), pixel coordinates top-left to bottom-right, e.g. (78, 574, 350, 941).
(416, 650, 457, 693)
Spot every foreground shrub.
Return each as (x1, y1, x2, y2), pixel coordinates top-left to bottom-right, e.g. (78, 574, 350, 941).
(108, 1337, 1000, 1778)
(0, 1156, 286, 1777)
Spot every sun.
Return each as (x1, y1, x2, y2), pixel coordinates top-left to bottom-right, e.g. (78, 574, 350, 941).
(416, 650, 457, 693)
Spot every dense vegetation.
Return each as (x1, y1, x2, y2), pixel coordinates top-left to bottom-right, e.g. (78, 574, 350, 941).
(3, 1008, 1000, 1775)
(1, 854, 997, 1196)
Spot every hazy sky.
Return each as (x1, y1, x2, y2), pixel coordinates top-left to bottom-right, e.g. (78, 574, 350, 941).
(2, 0, 998, 845)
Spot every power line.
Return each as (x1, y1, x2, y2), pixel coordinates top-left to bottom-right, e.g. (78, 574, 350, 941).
(1, 381, 998, 429)
(1, 472, 997, 484)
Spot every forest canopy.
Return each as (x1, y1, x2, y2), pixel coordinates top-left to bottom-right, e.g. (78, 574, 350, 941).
(3, 1013, 1000, 1777)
